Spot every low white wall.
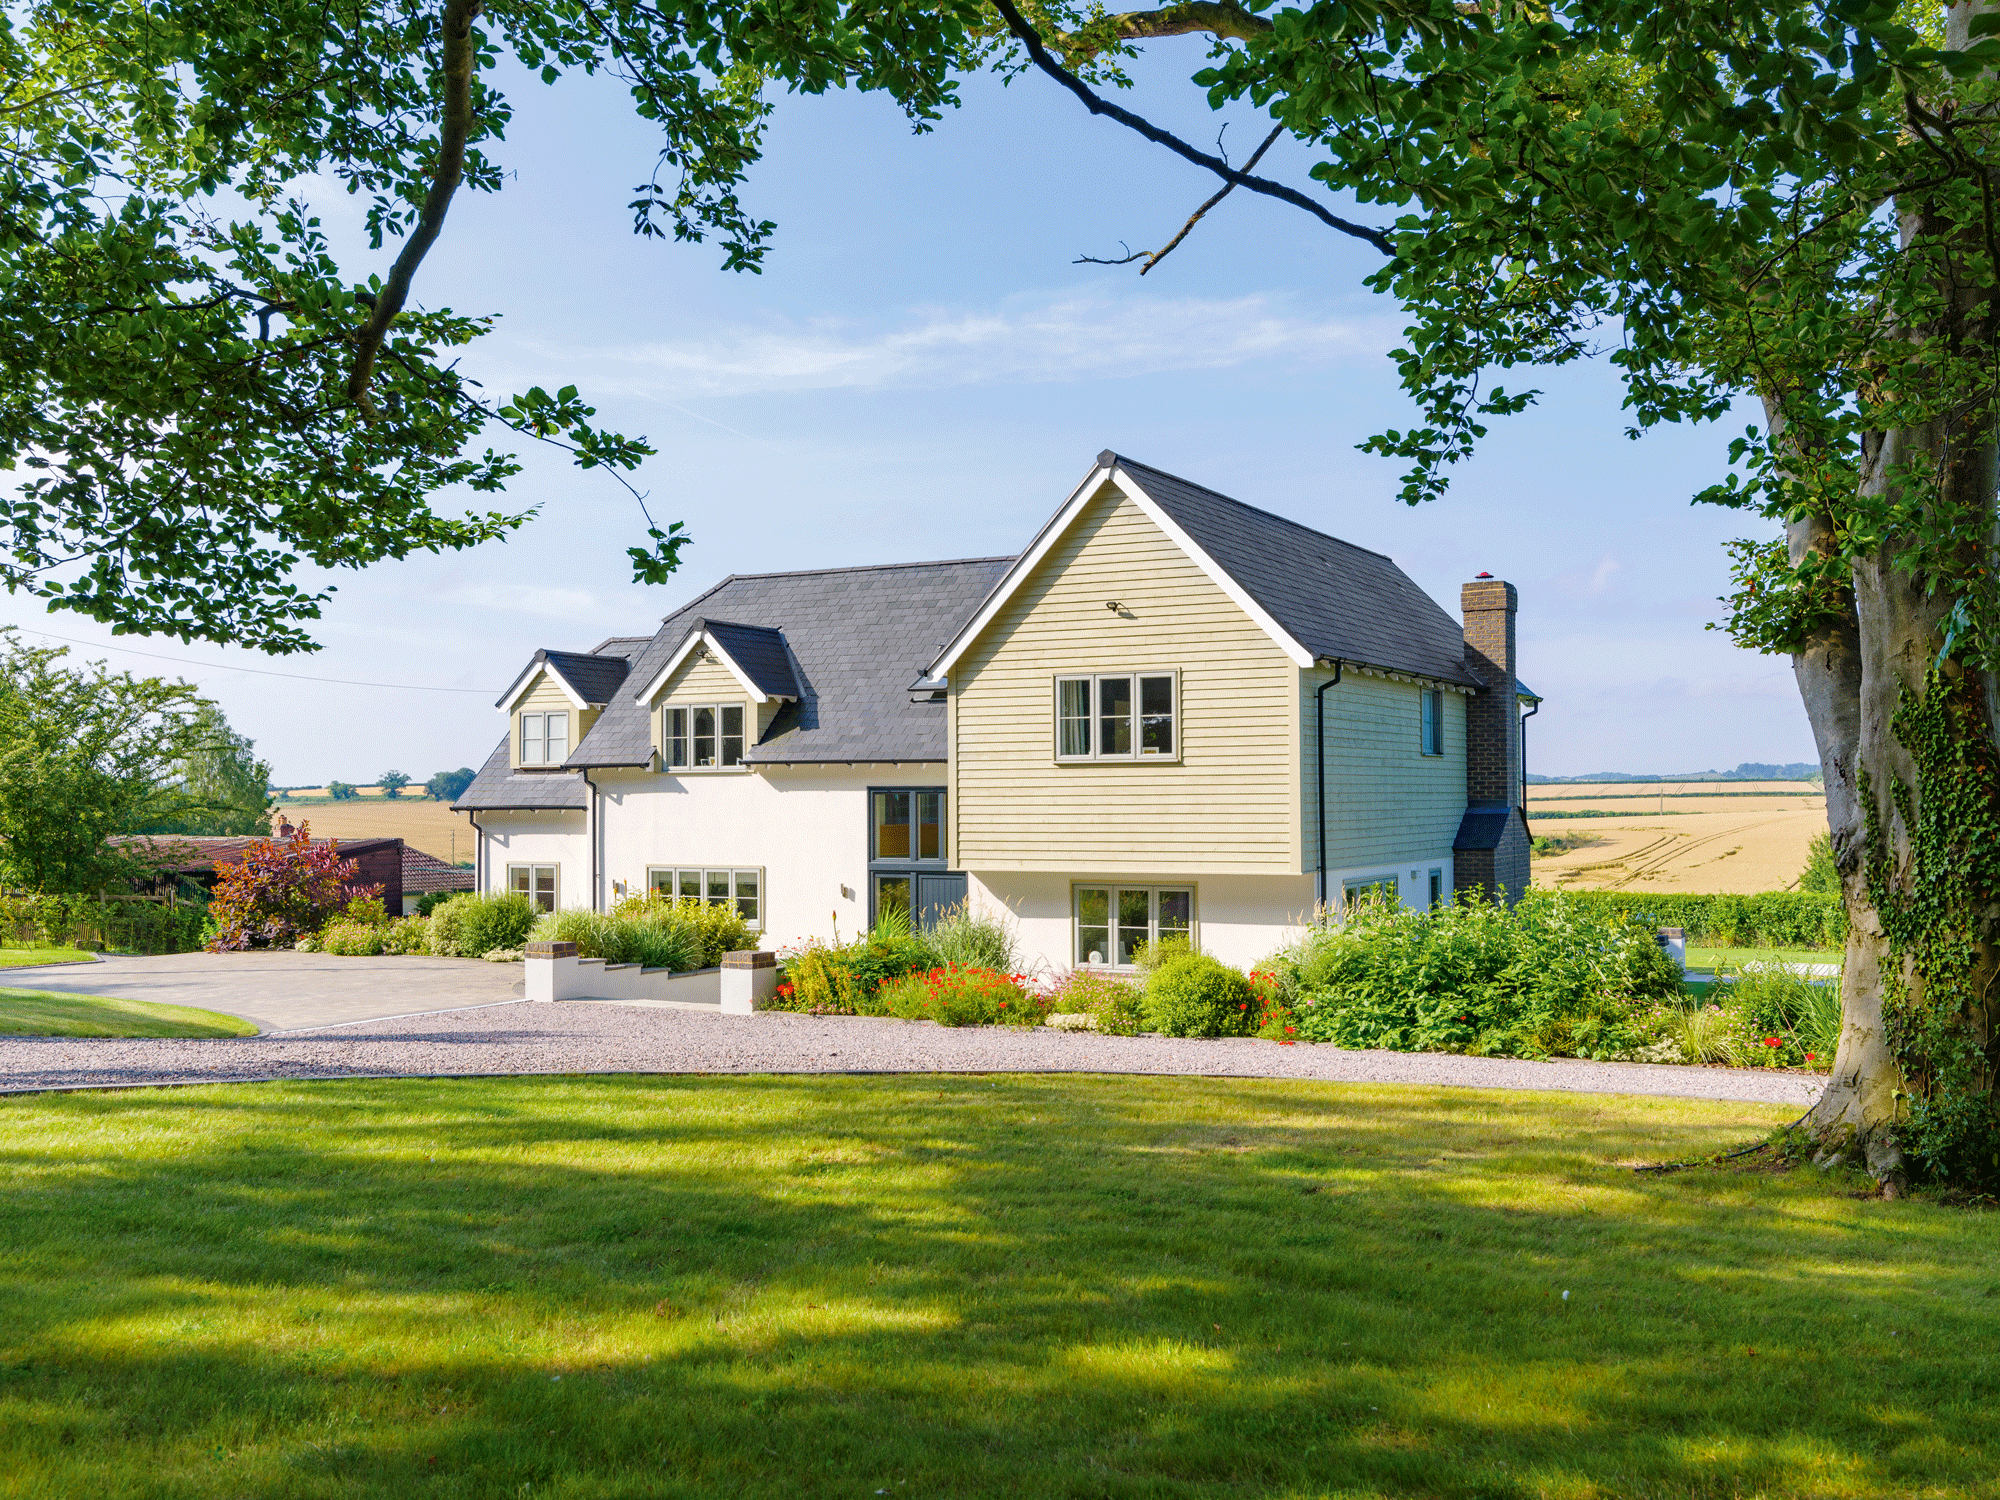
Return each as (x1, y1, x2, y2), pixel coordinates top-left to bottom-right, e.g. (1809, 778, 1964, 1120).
(527, 957, 722, 1005)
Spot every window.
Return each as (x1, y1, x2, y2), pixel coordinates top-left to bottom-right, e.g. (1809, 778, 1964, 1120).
(1054, 673, 1177, 760)
(1428, 868, 1445, 908)
(662, 703, 744, 769)
(646, 866, 762, 928)
(872, 789, 945, 863)
(508, 863, 559, 912)
(1073, 885, 1193, 968)
(1344, 876, 1399, 910)
(1420, 689, 1443, 756)
(519, 711, 569, 767)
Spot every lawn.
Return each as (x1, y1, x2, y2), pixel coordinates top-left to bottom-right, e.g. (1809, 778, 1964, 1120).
(1687, 945, 1839, 971)
(0, 946, 99, 970)
(2, 1076, 1995, 1498)
(0, 987, 258, 1038)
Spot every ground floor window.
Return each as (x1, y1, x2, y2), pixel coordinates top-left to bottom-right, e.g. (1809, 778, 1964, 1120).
(508, 863, 558, 912)
(646, 866, 762, 928)
(1073, 885, 1193, 968)
(1343, 875, 1399, 910)
(1427, 868, 1444, 907)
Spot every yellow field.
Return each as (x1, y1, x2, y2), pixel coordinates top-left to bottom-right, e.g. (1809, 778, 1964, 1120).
(278, 799, 476, 866)
(1528, 781, 1827, 893)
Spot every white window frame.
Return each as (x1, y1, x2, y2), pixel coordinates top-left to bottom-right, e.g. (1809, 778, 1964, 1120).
(660, 702, 747, 771)
(1053, 671, 1180, 762)
(519, 710, 570, 767)
(1071, 883, 1195, 969)
(1420, 688, 1443, 757)
(507, 863, 560, 911)
(645, 866, 763, 929)
(1343, 874, 1400, 911)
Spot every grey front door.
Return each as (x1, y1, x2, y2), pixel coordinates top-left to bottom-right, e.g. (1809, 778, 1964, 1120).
(916, 872, 968, 930)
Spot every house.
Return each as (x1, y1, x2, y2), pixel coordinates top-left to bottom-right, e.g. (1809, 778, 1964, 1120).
(455, 452, 1540, 973)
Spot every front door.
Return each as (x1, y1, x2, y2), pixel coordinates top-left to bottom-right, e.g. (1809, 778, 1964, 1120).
(916, 872, 968, 930)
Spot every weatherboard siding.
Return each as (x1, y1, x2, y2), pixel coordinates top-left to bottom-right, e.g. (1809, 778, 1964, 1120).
(950, 484, 1299, 874)
(647, 655, 778, 761)
(510, 672, 596, 770)
(1303, 667, 1467, 874)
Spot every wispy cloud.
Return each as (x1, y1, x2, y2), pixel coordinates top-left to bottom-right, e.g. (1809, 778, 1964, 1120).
(560, 290, 1392, 400)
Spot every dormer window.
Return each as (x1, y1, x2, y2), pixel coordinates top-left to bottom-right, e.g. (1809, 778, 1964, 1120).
(520, 711, 569, 766)
(663, 704, 745, 769)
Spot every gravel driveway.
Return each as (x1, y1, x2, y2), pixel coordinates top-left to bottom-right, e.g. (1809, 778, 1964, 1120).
(0, 1000, 1825, 1106)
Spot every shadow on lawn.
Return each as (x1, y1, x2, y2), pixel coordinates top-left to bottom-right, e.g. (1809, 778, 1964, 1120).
(0, 1075, 1993, 1498)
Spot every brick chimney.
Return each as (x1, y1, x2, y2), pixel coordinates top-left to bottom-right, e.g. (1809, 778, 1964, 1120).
(1454, 578, 1530, 903)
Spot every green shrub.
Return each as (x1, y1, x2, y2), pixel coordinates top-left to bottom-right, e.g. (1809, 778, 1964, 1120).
(428, 892, 535, 958)
(415, 890, 465, 917)
(609, 894, 755, 967)
(876, 964, 1041, 1027)
(317, 919, 386, 956)
(1145, 953, 1256, 1038)
(922, 901, 1017, 971)
(528, 907, 706, 970)
(770, 933, 937, 1015)
(1797, 832, 1839, 895)
(0, 892, 204, 955)
(1131, 935, 1194, 975)
(1283, 892, 1682, 1060)
(1665, 1005, 1741, 1066)
(1551, 890, 1845, 949)
(1043, 969, 1147, 1035)
(381, 915, 432, 955)
(1725, 965, 1840, 1068)
(341, 893, 390, 926)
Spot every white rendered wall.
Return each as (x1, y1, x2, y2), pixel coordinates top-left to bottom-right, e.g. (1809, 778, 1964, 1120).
(970, 853, 1455, 979)
(477, 812, 588, 906)
(592, 764, 937, 952)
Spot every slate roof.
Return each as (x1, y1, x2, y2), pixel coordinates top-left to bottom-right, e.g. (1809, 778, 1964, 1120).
(566, 557, 1015, 768)
(454, 734, 590, 811)
(1108, 454, 1487, 690)
(692, 619, 803, 699)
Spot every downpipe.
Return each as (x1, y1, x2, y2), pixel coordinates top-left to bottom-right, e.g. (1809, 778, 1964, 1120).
(1315, 660, 1344, 911)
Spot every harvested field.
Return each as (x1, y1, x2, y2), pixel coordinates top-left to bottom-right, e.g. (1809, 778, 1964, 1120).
(1529, 781, 1826, 893)
(277, 798, 475, 866)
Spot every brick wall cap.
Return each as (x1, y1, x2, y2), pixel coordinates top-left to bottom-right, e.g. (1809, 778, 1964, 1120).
(722, 950, 777, 969)
(525, 941, 578, 958)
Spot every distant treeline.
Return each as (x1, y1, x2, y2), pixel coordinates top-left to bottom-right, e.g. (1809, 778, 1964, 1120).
(1528, 761, 1821, 784)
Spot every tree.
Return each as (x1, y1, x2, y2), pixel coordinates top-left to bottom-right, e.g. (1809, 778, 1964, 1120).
(128, 704, 275, 837)
(205, 823, 375, 950)
(377, 770, 411, 799)
(327, 781, 358, 802)
(967, 0, 2000, 1188)
(427, 767, 476, 803)
(3, 0, 980, 652)
(0, 628, 218, 889)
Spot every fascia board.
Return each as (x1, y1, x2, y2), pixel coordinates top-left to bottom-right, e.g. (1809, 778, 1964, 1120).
(926, 463, 1112, 678)
(635, 629, 771, 705)
(1105, 468, 1315, 669)
(497, 661, 588, 712)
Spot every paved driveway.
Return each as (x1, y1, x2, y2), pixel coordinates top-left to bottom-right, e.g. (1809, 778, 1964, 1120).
(4, 951, 524, 1033)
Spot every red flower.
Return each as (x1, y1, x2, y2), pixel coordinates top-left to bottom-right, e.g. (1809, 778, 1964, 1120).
(1764, 1036, 1782, 1048)
(1805, 1053, 1816, 1061)
(1284, 1025, 1296, 1034)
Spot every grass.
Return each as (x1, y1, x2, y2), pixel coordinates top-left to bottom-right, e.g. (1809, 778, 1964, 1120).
(1688, 946, 1839, 970)
(0, 987, 258, 1038)
(2, 1076, 1997, 1498)
(0, 946, 99, 970)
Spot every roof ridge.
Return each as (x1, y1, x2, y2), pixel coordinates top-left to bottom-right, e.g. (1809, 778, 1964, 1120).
(1113, 455, 1394, 563)
(657, 555, 1016, 619)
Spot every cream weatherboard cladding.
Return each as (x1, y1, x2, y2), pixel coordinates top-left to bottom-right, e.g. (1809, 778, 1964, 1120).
(1301, 666, 1470, 874)
(510, 671, 598, 769)
(949, 483, 1300, 874)
(646, 655, 781, 762)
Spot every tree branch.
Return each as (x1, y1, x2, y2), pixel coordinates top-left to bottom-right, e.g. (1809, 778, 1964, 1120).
(1053, 1, 1272, 60)
(989, 0, 1393, 256)
(344, 0, 482, 414)
(1076, 123, 1284, 273)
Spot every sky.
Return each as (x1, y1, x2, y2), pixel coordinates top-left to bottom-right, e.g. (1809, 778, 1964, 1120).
(2, 45, 1817, 785)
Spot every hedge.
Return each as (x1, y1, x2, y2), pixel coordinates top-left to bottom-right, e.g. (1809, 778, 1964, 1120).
(0, 892, 205, 954)
(1552, 890, 1846, 949)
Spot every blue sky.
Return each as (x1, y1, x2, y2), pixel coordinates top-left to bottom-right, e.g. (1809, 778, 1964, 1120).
(4, 45, 1814, 784)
